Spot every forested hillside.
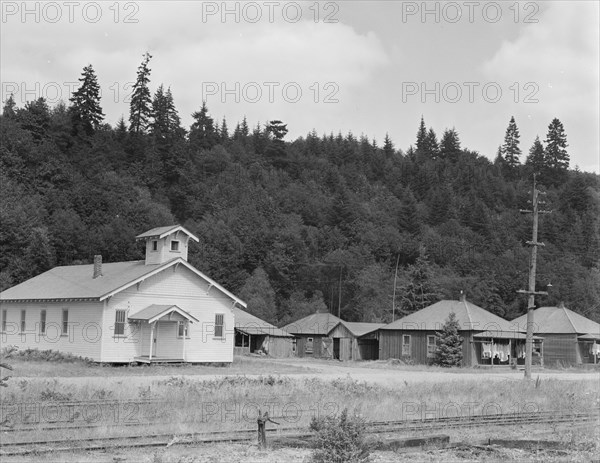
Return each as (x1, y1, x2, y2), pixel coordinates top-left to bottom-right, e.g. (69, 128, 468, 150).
(1, 57, 599, 325)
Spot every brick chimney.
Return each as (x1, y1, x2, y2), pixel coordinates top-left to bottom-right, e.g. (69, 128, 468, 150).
(93, 255, 102, 279)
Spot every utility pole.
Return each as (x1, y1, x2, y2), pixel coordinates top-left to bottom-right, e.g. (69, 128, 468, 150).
(517, 174, 550, 380)
(392, 254, 400, 322)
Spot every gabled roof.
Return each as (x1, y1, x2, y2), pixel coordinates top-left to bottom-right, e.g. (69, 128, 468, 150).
(381, 299, 513, 332)
(129, 305, 199, 323)
(232, 307, 292, 337)
(136, 225, 199, 242)
(0, 258, 246, 307)
(339, 321, 386, 337)
(511, 306, 600, 335)
(282, 312, 343, 335)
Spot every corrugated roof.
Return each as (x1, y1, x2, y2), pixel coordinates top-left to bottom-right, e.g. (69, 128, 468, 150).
(342, 322, 386, 337)
(381, 299, 513, 332)
(135, 225, 199, 242)
(512, 306, 600, 335)
(233, 307, 292, 337)
(0, 258, 246, 308)
(282, 312, 343, 335)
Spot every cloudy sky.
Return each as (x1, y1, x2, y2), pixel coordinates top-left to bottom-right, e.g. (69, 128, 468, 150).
(2, 1, 598, 172)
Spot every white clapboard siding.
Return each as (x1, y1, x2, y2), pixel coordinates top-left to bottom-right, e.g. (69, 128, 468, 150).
(0, 301, 103, 360)
(100, 264, 234, 363)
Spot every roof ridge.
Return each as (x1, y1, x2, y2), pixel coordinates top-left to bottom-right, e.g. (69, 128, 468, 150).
(561, 305, 578, 333)
(462, 298, 473, 328)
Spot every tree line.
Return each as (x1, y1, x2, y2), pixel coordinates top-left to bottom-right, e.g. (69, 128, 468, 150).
(1, 53, 598, 326)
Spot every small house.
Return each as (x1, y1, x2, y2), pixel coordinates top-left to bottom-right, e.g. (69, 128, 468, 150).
(511, 304, 600, 366)
(0, 225, 246, 364)
(282, 312, 383, 360)
(233, 307, 295, 357)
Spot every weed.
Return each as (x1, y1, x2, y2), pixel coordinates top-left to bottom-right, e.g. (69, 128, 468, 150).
(40, 388, 73, 402)
(310, 408, 370, 463)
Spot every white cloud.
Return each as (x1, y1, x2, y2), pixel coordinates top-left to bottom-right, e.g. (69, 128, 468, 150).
(481, 1, 599, 172)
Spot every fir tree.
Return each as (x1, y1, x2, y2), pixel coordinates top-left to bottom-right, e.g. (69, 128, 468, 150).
(439, 128, 461, 161)
(2, 94, 16, 118)
(129, 52, 153, 134)
(425, 128, 439, 159)
(502, 116, 521, 168)
(544, 118, 569, 170)
(415, 116, 428, 156)
(525, 136, 545, 174)
(383, 133, 394, 157)
(399, 250, 440, 315)
(69, 64, 104, 135)
(433, 311, 464, 367)
(189, 101, 217, 152)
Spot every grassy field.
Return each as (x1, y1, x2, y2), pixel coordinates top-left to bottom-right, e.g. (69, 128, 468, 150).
(1, 352, 599, 462)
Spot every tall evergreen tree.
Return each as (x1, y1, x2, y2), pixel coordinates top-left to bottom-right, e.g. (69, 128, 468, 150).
(129, 52, 153, 134)
(544, 118, 569, 170)
(415, 116, 428, 156)
(433, 311, 464, 367)
(189, 101, 217, 151)
(502, 116, 521, 168)
(425, 128, 439, 159)
(525, 136, 545, 174)
(439, 128, 461, 161)
(2, 94, 17, 118)
(383, 133, 394, 157)
(398, 250, 440, 315)
(69, 64, 104, 135)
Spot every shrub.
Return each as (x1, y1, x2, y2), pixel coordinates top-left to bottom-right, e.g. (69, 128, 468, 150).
(310, 408, 370, 463)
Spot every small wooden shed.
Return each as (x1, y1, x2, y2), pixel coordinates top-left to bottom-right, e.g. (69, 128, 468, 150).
(281, 313, 383, 360)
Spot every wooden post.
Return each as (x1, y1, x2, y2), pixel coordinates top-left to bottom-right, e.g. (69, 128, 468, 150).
(257, 410, 279, 449)
(149, 322, 155, 360)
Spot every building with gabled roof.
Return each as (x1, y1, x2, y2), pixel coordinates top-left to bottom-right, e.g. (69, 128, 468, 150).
(378, 295, 539, 366)
(232, 306, 294, 357)
(0, 225, 246, 364)
(281, 312, 383, 360)
(512, 304, 600, 365)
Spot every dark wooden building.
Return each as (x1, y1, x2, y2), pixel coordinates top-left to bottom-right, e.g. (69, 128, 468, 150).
(378, 295, 531, 367)
(233, 307, 295, 358)
(512, 304, 600, 366)
(282, 313, 383, 360)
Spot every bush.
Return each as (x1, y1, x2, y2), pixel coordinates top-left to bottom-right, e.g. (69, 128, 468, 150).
(310, 408, 370, 463)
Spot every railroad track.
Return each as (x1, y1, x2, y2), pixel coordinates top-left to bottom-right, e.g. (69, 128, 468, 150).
(1, 410, 598, 456)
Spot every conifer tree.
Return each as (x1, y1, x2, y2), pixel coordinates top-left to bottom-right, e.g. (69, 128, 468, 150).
(2, 94, 16, 118)
(525, 136, 545, 174)
(415, 116, 428, 156)
(502, 116, 521, 168)
(433, 311, 464, 367)
(544, 118, 569, 170)
(399, 250, 440, 315)
(383, 133, 394, 157)
(69, 64, 104, 134)
(439, 128, 461, 161)
(189, 101, 217, 151)
(129, 52, 153, 134)
(425, 128, 439, 159)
